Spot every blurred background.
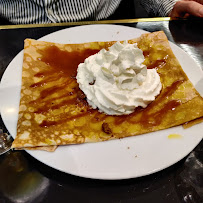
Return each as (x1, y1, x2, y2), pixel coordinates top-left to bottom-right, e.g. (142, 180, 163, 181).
(110, 0, 148, 20)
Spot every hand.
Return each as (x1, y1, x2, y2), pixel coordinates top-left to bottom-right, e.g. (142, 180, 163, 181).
(169, 0, 203, 18)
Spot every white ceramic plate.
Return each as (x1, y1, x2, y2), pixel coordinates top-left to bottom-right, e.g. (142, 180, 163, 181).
(0, 25, 203, 180)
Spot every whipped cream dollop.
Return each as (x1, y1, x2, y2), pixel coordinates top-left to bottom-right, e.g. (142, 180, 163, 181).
(76, 41, 162, 115)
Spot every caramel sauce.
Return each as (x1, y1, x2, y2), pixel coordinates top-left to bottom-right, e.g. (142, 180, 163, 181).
(38, 45, 99, 77)
(39, 112, 91, 128)
(30, 72, 65, 88)
(114, 80, 183, 127)
(29, 44, 185, 129)
(147, 59, 166, 69)
(143, 51, 150, 57)
(30, 45, 99, 127)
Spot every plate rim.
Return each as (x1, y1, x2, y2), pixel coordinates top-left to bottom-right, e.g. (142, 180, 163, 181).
(0, 24, 202, 180)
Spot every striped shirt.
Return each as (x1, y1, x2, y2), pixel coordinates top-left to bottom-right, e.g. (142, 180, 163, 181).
(0, 0, 176, 24)
(141, 0, 177, 17)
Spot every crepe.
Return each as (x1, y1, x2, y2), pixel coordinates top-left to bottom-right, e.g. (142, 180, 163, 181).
(11, 31, 203, 151)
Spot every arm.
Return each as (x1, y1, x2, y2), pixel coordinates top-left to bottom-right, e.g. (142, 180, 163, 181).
(169, 0, 203, 17)
(141, 0, 203, 17)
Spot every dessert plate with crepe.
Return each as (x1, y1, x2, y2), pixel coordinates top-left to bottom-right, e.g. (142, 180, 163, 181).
(1, 25, 203, 179)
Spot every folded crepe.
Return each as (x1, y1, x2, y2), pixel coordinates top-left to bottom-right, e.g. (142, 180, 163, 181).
(11, 31, 203, 151)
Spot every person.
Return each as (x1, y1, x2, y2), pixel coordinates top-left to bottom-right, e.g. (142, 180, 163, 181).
(169, 0, 203, 18)
(141, 0, 203, 18)
(0, 0, 202, 24)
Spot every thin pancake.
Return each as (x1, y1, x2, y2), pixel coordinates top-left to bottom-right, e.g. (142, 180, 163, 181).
(12, 31, 203, 150)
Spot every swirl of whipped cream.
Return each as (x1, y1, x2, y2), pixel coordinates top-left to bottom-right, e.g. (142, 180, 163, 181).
(76, 41, 162, 115)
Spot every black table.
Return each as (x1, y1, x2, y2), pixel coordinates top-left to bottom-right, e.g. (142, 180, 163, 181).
(0, 18, 202, 203)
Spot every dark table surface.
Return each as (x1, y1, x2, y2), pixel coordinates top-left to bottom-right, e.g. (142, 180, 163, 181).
(0, 18, 203, 203)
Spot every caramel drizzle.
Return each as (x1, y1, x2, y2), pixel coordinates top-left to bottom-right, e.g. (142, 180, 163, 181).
(29, 44, 184, 129)
(29, 45, 99, 127)
(114, 80, 184, 127)
(37, 80, 183, 128)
